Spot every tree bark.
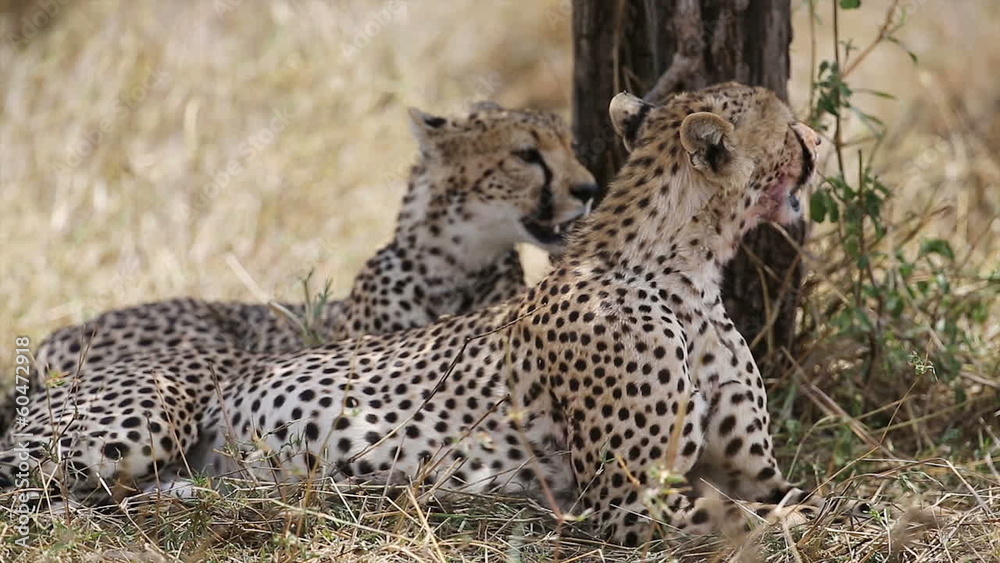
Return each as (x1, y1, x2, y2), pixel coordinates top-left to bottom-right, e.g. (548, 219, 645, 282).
(572, 0, 803, 379)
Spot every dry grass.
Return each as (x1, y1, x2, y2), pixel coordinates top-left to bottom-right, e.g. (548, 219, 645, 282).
(1, 0, 998, 560)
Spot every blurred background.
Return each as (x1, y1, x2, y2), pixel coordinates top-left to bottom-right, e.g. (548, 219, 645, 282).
(0, 0, 997, 371)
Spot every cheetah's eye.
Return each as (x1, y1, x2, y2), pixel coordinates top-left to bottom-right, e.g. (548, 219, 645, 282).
(512, 148, 543, 164)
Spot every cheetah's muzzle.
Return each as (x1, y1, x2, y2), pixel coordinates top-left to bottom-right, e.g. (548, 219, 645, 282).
(521, 195, 594, 245)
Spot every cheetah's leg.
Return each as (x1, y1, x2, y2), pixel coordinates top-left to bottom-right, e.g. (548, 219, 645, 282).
(569, 384, 714, 545)
(692, 368, 881, 525)
(0, 364, 205, 502)
(573, 457, 816, 545)
(694, 378, 820, 509)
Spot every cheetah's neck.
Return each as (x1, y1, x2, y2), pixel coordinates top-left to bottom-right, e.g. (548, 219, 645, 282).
(565, 165, 757, 296)
(393, 163, 524, 276)
(329, 161, 527, 340)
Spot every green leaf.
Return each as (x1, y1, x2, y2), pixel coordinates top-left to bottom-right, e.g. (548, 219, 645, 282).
(916, 280, 929, 295)
(850, 105, 888, 139)
(953, 386, 967, 404)
(971, 302, 989, 324)
(810, 190, 829, 223)
(920, 238, 955, 261)
(855, 88, 897, 100)
(840, 0, 861, 9)
(886, 36, 919, 64)
(935, 273, 951, 294)
(844, 239, 859, 259)
(828, 198, 840, 222)
(886, 293, 903, 317)
(854, 308, 874, 331)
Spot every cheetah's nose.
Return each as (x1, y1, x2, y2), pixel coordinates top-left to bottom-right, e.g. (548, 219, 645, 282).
(792, 122, 821, 149)
(569, 183, 601, 203)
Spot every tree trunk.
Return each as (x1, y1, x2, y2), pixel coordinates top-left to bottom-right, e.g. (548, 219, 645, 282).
(572, 0, 803, 379)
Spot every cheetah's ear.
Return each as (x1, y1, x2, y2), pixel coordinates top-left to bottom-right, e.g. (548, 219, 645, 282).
(609, 92, 653, 152)
(407, 107, 449, 149)
(679, 112, 734, 174)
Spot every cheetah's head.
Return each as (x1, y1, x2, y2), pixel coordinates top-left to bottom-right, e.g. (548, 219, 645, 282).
(407, 102, 598, 254)
(609, 83, 820, 231)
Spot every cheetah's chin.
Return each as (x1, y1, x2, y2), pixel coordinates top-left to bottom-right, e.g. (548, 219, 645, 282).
(788, 185, 802, 212)
(522, 198, 594, 245)
(756, 178, 804, 227)
(522, 216, 580, 245)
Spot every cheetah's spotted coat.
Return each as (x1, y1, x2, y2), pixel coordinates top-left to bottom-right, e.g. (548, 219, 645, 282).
(4, 85, 827, 545)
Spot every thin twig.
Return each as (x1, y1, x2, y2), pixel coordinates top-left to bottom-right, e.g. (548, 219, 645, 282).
(841, 0, 903, 78)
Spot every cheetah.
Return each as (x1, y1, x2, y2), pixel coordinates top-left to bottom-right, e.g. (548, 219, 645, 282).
(0, 102, 597, 434)
(3, 83, 826, 545)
